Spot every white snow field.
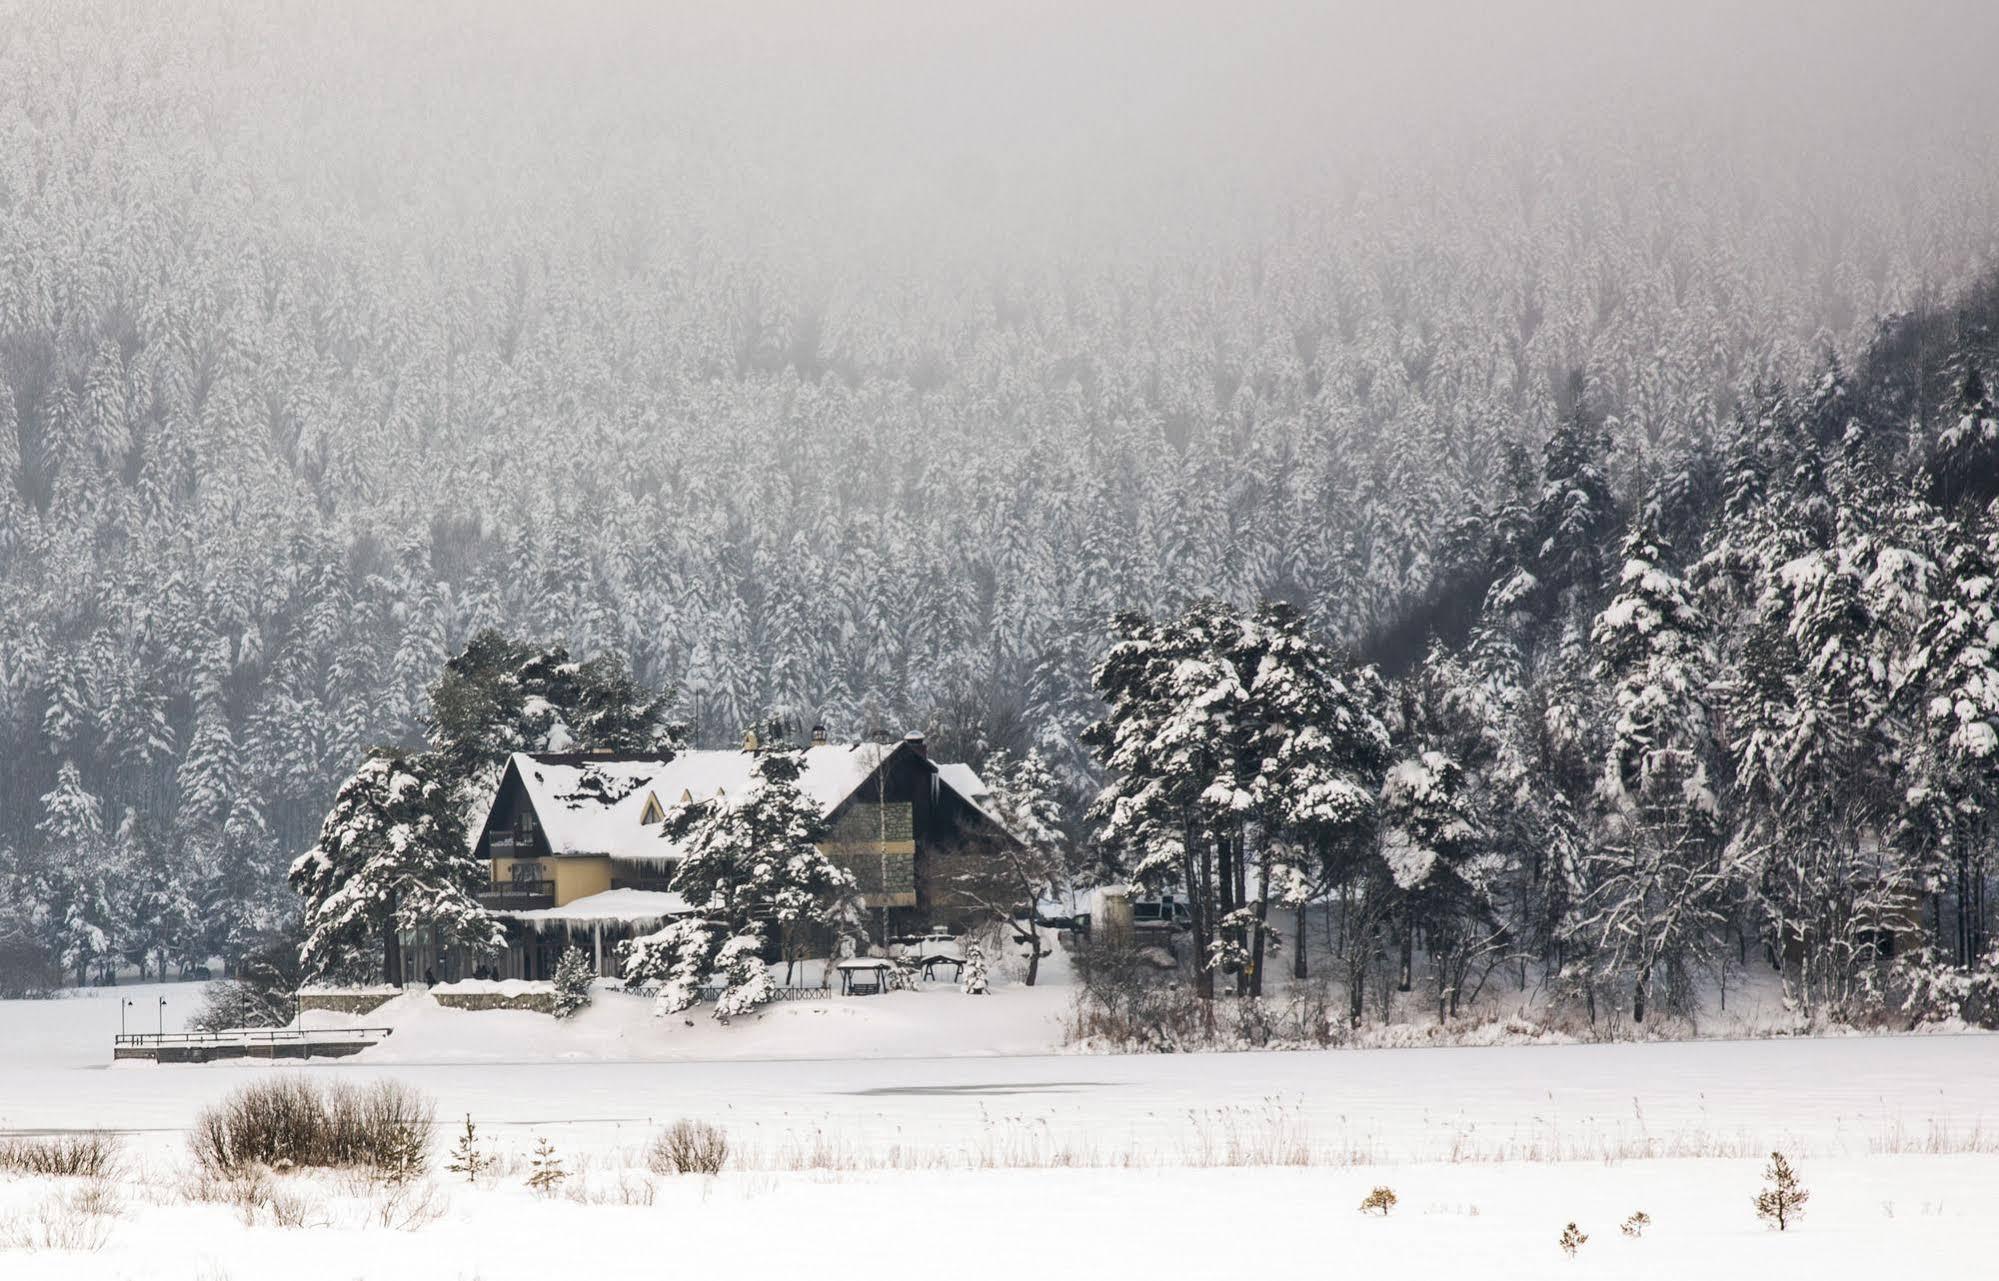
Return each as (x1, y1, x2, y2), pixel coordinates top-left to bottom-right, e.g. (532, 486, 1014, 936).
(3, 982, 1997, 1277)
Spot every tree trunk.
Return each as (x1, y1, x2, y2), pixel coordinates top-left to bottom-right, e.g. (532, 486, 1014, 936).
(1632, 966, 1648, 1023)
(1294, 901, 1309, 981)
(382, 910, 403, 987)
(1397, 906, 1413, 993)
(1193, 834, 1215, 1002)
(1249, 877, 1270, 999)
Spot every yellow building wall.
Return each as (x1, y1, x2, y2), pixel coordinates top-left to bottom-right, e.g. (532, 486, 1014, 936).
(492, 855, 612, 907)
(554, 856, 612, 906)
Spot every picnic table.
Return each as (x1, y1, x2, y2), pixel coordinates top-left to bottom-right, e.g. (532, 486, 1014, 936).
(835, 957, 895, 996)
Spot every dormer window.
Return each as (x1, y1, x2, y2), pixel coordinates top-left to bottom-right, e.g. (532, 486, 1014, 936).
(640, 792, 664, 825)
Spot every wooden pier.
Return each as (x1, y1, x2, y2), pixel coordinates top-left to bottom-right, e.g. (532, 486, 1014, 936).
(112, 1027, 393, 1063)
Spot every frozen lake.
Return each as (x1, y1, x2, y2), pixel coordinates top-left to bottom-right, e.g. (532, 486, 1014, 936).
(7, 982, 1996, 1166)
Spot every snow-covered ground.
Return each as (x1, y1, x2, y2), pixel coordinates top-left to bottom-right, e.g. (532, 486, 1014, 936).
(4, 981, 1996, 1276)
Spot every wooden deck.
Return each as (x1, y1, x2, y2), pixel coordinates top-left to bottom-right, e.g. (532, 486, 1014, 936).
(112, 1027, 393, 1063)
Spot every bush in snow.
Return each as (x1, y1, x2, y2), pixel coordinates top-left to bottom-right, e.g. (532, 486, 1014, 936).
(1620, 1211, 1651, 1238)
(551, 945, 594, 1019)
(1358, 1186, 1397, 1216)
(647, 1119, 729, 1175)
(1558, 1222, 1589, 1257)
(0, 1132, 121, 1179)
(1754, 1151, 1809, 1230)
(190, 1078, 434, 1179)
(962, 942, 989, 994)
(526, 1137, 566, 1196)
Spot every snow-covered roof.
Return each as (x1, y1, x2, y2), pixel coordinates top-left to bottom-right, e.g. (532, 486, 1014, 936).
(934, 761, 1005, 828)
(507, 742, 907, 861)
(497, 888, 692, 927)
(503, 741, 1008, 869)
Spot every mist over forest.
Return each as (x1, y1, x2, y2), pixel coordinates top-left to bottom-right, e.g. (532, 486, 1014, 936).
(5, 3, 1999, 1008)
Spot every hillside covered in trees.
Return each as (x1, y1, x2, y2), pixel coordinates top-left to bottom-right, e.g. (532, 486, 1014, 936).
(2, 4, 1998, 1021)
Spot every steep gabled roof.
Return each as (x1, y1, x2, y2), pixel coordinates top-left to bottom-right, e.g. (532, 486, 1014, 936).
(500, 740, 932, 862)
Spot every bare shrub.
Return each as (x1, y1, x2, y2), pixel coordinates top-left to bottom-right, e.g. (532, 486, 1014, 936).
(567, 1172, 658, 1206)
(1621, 1211, 1651, 1238)
(1066, 939, 1208, 1050)
(0, 1183, 119, 1252)
(0, 1132, 121, 1179)
(372, 1179, 447, 1230)
(219, 1168, 319, 1229)
(647, 1119, 730, 1175)
(189, 1077, 434, 1178)
(1359, 1186, 1398, 1216)
(1558, 1222, 1589, 1257)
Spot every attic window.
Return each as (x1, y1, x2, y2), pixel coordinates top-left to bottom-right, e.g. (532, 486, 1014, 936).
(640, 792, 664, 825)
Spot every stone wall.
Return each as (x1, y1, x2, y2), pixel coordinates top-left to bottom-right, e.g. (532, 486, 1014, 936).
(296, 988, 399, 1016)
(433, 985, 557, 1014)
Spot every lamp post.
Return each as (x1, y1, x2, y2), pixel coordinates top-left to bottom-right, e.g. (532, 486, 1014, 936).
(120, 998, 133, 1037)
(157, 996, 167, 1037)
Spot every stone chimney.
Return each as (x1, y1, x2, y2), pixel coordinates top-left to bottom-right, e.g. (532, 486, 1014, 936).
(902, 730, 927, 758)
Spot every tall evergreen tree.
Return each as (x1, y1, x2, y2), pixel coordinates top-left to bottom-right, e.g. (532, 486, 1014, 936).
(290, 752, 499, 985)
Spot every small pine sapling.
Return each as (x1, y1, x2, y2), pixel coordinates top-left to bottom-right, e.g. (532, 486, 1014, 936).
(446, 1114, 488, 1184)
(1754, 1151, 1809, 1230)
(1620, 1211, 1651, 1238)
(526, 1137, 567, 1196)
(1358, 1186, 1398, 1216)
(552, 945, 594, 1019)
(962, 943, 989, 995)
(380, 1122, 427, 1185)
(1558, 1222, 1589, 1257)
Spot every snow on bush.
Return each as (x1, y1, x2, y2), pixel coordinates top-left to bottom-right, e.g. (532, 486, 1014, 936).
(552, 946, 594, 1019)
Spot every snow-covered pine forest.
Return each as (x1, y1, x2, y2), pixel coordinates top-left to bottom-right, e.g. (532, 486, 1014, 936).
(4, 4, 1999, 1029)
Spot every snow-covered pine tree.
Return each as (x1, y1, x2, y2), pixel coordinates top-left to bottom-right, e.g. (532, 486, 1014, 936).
(620, 917, 718, 1016)
(961, 942, 989, 994)
(1578, 522, 1727, 1021)
(1378, 746, 1494, 1019)
(35, 762, 115, 986)
(710, 931, 776, 1018)
(551, 945, 594, 1019)
(1896, 503, 1999, 997)
(627, 741, 853, 1017)
(289, 752, 499, 985)
(1236, 602, 1391, 992)
(117, 808, 193, 981)
(1087, 604, 1251, 1001)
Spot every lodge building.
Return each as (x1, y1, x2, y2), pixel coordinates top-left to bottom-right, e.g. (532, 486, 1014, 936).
(430, 730, 1013, 980)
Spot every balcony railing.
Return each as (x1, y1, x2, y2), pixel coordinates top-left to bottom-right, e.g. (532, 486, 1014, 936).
(480, 880, 555, 910)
